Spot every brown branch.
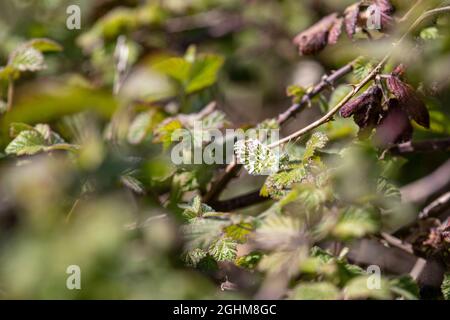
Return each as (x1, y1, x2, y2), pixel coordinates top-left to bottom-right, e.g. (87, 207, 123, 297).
(419, 191, 450, 219)
(401, 159, 450, 204)
(210, 191, 269, 212)
(204, 4, 450, 205)
(202, 62, 356, 204)
(276, 62, 355, 125)
(388, 138, 450, 154)
(212, 137, 450, 211)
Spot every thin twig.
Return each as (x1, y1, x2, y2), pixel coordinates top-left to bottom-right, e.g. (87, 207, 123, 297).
(204, 4, 450, 205)
(380, 232, 414, 254)
(419, 191, 450, 219)
(401, 159, 450, 204)
(202, 62, 356, 203)
(389, 138, 450, 154)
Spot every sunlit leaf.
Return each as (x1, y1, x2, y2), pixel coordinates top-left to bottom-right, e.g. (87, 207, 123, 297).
(208, 237, 237, 262)
(290, 282, 340, 300)
(8, 45, 46, 72)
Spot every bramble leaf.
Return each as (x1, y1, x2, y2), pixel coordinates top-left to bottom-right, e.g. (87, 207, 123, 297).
(208, 237, 237, 262)
(290, 282, 340, 300)
(235, 139, 279, 175)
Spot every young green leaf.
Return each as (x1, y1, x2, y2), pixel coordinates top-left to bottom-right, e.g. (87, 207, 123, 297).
(303, 132, 328, 162)
(442, 273, 450, 300)
(8, 45, 46, 72)
(235, 139, 279, 175)
(208, 237, 237, 262)
(290, 282, 341, 300)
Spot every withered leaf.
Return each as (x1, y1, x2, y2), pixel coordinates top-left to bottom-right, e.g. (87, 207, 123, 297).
(293, 13, 340, 55)
(386, 75, 430, 128)
(375, 0, 394, 15)
(340, 85, 382, 118)
(374, 0, 395, 30)
(374, 99, 413, 146)
(328, 17, 343, 45)
(344, 3, 360, 39)
(341, 85, 383, 136)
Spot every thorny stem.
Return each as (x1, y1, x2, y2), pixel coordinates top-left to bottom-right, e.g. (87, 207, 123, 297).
(204, 4, 450, 205)
(267, 6, 450, 148)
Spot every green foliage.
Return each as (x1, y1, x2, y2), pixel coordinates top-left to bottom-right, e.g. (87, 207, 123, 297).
(420, 27, 439, 40)
(442, 273, 450, 300)
(286, 85, 307, 104)
(0, 0, 447, 300)
(303, 132, 329, 161)
(389, 276, 420, 300)
(208, 237, 238, 262)
(235, 139, 280, 175)
(154, 49, 224, 94)
(290, 282, 341, 300)
(0, 38, 62, 80)
(332, 206, 380, 240)
(353, 57, 375, 81)
(343, 276, 392, 300)
(5, 123, 77, 156)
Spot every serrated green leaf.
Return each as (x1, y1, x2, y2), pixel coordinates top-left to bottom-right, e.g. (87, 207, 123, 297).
(303, 132, 328, 162)
(262, 166, 307, 198)
(224, 223, 252, 243)
(154, 53, 223, 94)
(344, 276, 392, 300)
(208, 237, 237, 262)
(154, 57, 191, 82)
(5, 124, 76, 156)
(128, 109, 164, 145)
(235, 251, 263, 269)
(286, 85, 307, 104)
(186, 55, 224, 94)
(442, 273, 450, 300)
(182, 248, 208, 267)
(290, 282, 341, 300)
(182, 218, 228, 250)
(179, 195, 215, 220)
(332, 206, 380, 240)
(5, 130, 47, 156)
(420, 27, 439, 40)
(258, 247, 308, 276)
(353, 57, 374, 82)
(254, 215, 305, 251)
(153, 119, 183, 150)
(9, 122, 35, 138)
(235, 139, 279, 175)
(390, 275, 419, 300)
(8, 45, 46, 72)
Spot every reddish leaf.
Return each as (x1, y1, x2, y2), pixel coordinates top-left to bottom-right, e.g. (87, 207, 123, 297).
(344, 3, 360, 39)
(328, 17, 343, 45)
(375, 0, 394, 15)
(340, 85, 382, 118)
(386, 76, 430, 128)
(293, 13, 339, 55)
(374, 99, 413, 146)
(375, 0, 395, 30)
